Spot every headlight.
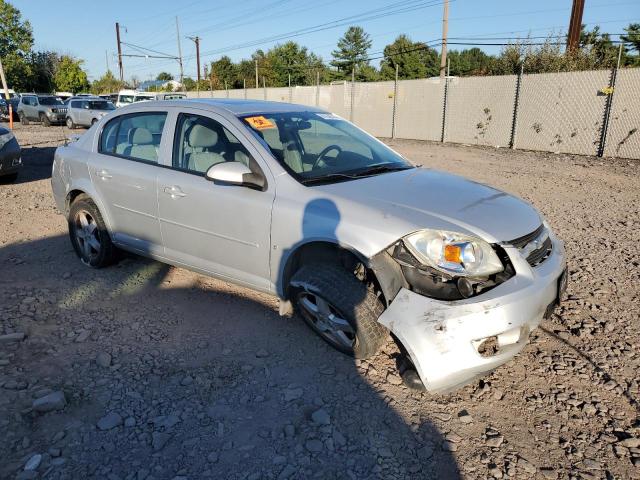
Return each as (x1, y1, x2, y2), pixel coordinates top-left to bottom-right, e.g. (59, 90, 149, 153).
(0, 130, 15, 150)
(404, 230, 504, 277)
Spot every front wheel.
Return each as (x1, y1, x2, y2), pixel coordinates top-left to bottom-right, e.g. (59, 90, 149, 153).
(68, 195, 116, 268)
(290, 263, 387, 359)
(40, 113, 51, 127)
(66, 117, 75, 129)
(19, 112, 29, 125)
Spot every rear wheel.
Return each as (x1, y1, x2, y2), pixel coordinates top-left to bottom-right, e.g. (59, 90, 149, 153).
(91, 118, 98, 126)
(66, 117, 75, 129)
(68, 195, 116, 268)
(291, 263, 387, 359)
(19, 112, 28, 125)
(40, 113, 51, 127)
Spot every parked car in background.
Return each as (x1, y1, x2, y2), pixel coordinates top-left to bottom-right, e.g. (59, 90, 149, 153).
(66, 96, 116, 129)
(0, 125, 21, 182)
(55, 91, 74, 103)
(2, 89, 20, 120)
(115, 90, 155, 107)
(51, 98, 567, 392)
(17, 94, 67, 126)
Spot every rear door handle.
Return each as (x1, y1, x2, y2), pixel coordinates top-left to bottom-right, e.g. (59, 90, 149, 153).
(97, 169, 112, 179)
(163, 185, 187, 198)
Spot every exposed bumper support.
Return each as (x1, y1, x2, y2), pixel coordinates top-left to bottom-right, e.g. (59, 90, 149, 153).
(377, 235, 566, 393)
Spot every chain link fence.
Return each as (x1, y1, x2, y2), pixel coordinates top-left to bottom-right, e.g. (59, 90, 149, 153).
(185, 66, 640, 159)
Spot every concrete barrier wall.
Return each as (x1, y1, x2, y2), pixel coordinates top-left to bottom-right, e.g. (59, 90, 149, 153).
(352, 81, 395, 138)
(604, 68, 640, 159)
(445, 75, 517, 147)
(183, 67, 640, 159)
(515, 70, 610, 156)
(394, 79, 443, 142)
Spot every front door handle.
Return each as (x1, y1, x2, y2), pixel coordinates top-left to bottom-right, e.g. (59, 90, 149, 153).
(97, 169, 112, 179)
(163, 185, 187, 198)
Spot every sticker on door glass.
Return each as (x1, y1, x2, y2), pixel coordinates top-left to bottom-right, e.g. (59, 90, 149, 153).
(244, 116, 275, 130)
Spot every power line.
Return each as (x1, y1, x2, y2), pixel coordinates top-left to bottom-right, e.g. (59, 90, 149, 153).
(196, 0, 450, 60)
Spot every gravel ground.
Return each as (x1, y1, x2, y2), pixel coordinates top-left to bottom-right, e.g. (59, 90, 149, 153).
(1, 123, 639, 480)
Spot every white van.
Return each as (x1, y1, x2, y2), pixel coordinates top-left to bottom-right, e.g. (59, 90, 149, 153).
(115, 90, 156, 108)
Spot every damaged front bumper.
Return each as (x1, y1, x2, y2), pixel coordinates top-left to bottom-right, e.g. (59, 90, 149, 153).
(377, 234, 566, 393)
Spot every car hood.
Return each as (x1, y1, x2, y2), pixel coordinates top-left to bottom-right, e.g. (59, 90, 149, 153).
(315, 167, 542, 245)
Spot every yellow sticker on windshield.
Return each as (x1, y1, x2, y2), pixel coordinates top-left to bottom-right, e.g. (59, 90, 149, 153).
(245, 116, 275, 130)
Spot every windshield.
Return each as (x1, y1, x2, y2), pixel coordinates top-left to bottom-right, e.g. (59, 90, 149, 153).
(119, 95, 134, 104)
(88, 100, 115, 110)
(39, 96, 64, 106)
(242, 111, 412, 184)
(134, 96, 153, 102)
(163, 94, 186, 100)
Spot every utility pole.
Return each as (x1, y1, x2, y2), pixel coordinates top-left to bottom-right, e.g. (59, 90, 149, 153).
(105, 50, 110, 72)
(439, 0, 449, 79)
(175, 16, 184, 89)
(115, 22, 124, 82)
(187, 35, 201, 95)
(0, 56, 13, 129)
(255, 60, 259, 88)
(567, 0, 585, 52)
(188, 36, 201, 83)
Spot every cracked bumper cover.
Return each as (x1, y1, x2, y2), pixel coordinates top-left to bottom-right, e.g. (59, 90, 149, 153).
(377, 233, 566, 393)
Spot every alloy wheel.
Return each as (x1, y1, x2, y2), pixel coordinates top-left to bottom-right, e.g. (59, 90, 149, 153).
(73, 210, 101, 262)
(297, 291, 355, 350)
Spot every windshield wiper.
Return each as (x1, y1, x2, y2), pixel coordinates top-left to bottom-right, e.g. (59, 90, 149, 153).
(299, 172, 360, 186)
(348, 163, 413, 178)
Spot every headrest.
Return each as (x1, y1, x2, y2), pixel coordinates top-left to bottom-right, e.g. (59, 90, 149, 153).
(129, 127, 153, 145)
(188, 124, 218, 148)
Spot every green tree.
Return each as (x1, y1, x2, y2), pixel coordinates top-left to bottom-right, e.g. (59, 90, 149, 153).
(265, 41, 324, 86)
(27, 50, 59, 92)
(331, 26, 372, 78)
(380, 35, 438, 79)
(622, 23, 640, 66)
(622, 23, 640, 54)
(580, 25, 620, 67)
(91, 70, 123, 94)
(0, 0, 32, 57)
(156, 71, 173, 81)
(182, 77, 196, 91)
(0, 0, 34, 91)
(448, 48, 493, 76)
(210, 55, 237, 89)
(54, 55, 89, 93)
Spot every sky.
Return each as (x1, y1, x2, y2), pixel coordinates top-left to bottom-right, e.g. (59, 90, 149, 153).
(13, 0, 640, 82)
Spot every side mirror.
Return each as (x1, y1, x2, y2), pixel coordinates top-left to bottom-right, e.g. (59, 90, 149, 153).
(205, 162, 265, 190)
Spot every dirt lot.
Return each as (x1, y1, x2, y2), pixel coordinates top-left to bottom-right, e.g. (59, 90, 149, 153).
(1, 123, 639, 480)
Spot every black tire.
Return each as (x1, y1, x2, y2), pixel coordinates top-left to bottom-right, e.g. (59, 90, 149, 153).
(68, 195, 116, 268)
(0, 172, 18, 183)
(291, 263, 387, 359)
(66, 117, 75, 129)
(40, 113, 51, 127)
(91, 118, 98, 126)
(19, 112, 29, 125)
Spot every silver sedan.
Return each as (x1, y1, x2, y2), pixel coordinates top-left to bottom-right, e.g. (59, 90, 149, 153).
(51, 99, 567, 392)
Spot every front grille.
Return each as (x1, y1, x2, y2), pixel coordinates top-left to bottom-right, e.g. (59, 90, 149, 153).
(505, 224, 553, 267)
(507, 224, 544, 249)
(525, 236, 553, 266)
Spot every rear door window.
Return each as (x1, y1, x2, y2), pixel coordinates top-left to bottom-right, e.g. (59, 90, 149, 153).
(99, 112, 167, 163)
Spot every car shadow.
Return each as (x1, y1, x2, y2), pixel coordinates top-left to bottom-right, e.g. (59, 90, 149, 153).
(0, 232, 462, 479)
(10, 145, 57, 184)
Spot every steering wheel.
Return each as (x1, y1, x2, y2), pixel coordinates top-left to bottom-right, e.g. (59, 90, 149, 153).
(312, 144, 343, 170)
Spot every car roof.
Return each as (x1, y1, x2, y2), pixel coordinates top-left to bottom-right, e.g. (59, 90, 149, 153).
(131, 98, 326, 116)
